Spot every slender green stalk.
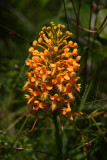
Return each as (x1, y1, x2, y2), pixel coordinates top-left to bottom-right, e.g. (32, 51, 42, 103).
(10, 116, 29, 147)
(5, 116, 29, 160)
(15, 116, 29, 140)
(53, 113, 62, 160)
(83, 0, 93, 91)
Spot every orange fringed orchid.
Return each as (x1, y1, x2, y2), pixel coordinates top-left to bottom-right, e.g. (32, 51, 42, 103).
(23, 22, 82, 131)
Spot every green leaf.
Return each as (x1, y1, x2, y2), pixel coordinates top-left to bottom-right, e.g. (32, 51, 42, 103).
(90, 40, 107, 62)
(96, 9, 107, 39)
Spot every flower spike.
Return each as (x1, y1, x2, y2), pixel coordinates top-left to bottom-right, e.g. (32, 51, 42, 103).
(23, 23, 82, 131)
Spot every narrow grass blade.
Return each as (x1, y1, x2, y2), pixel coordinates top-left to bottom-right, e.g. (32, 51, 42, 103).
(79, 80, 93, 112)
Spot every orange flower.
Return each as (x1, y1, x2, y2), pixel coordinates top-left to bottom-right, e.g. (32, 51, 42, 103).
(50, 94, 61, 110)
(23, 22, 82, 131)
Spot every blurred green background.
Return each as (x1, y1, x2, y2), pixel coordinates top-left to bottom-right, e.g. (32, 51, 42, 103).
(0, 0, 107, 160)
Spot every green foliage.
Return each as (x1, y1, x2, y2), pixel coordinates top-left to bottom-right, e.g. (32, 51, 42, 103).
(0, 0, 107, 160)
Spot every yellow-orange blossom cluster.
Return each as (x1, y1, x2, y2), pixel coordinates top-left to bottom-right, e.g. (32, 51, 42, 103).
(23, 22, 82, 123)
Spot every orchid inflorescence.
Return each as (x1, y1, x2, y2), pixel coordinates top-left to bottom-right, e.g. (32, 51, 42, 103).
(23, 22, 82, 130)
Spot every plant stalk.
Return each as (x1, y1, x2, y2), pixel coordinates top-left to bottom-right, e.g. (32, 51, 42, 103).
(53, 113, 62, 160)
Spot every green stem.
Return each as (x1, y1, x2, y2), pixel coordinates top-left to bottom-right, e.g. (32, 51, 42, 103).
(6, 116, 29, 158)
(11, 116, 29, 147)
(53, 113, 62, 159)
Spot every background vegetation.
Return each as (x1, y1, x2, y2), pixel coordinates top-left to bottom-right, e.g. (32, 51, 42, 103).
(0, 0, 107, 159)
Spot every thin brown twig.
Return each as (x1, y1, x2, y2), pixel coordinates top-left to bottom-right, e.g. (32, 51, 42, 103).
(0, 146, 56, 157)
(70, 20, 97, 33)
(83, 0, 93, 91)
(76, 0, 82, 42)
(70, 0, 79, 41)
(70, 0, 78, 20)
(81, 134, 88, 160)
(62, 0, 70, 31)
(98, 15, 107, 33)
